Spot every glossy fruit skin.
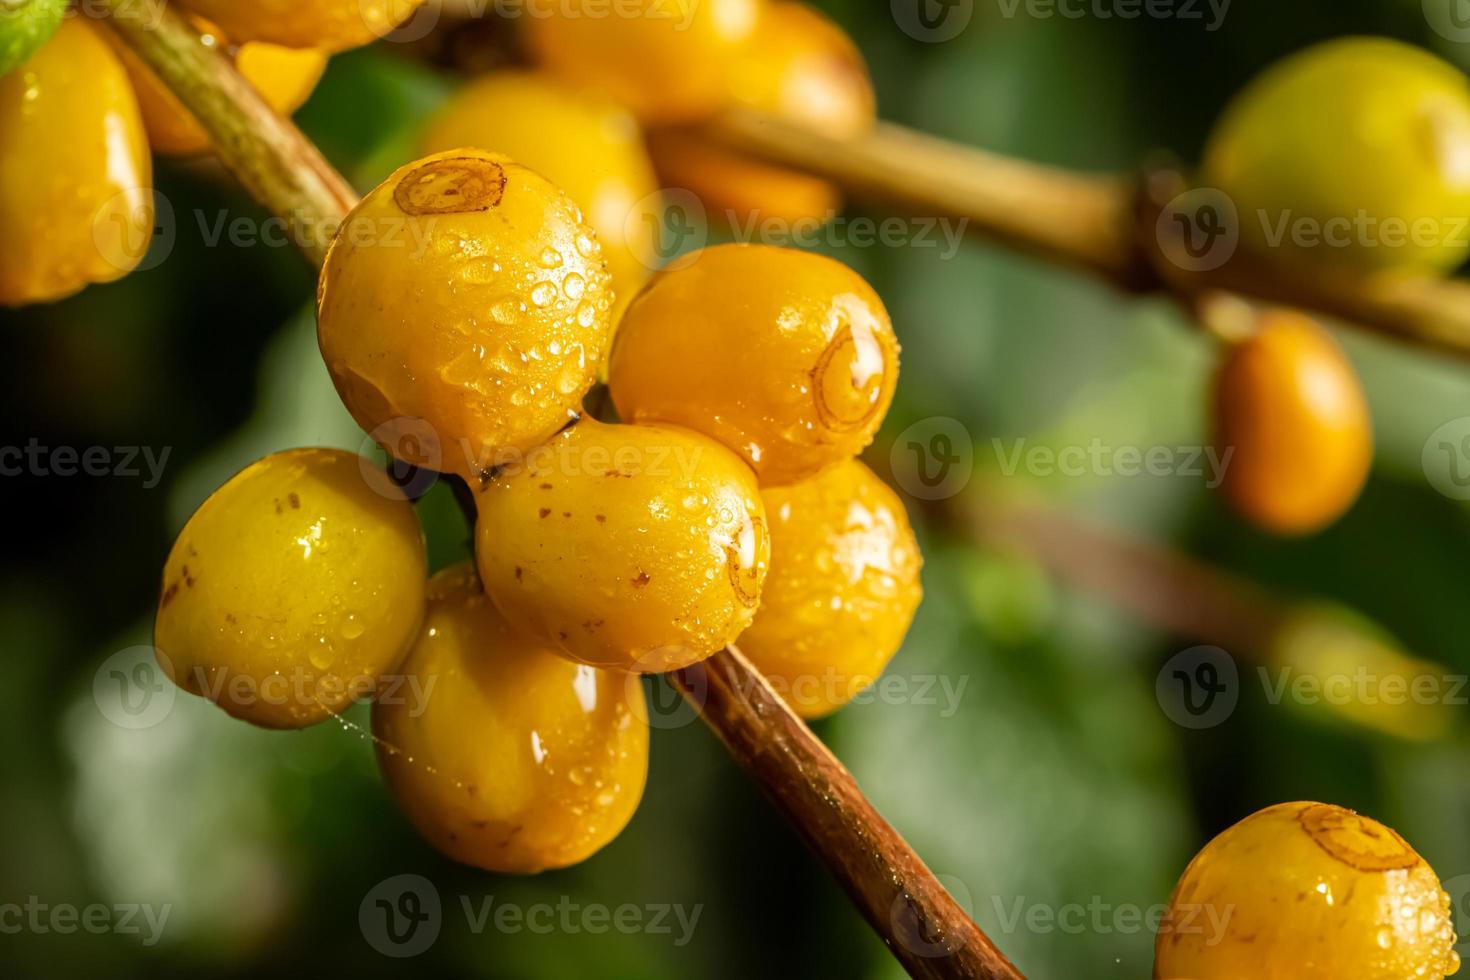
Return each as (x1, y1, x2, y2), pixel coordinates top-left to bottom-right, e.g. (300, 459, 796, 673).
(523, 0, 760, 124)
(609, 244, 899, 486)
(317, 149, 615, 481)
(174, 0, 422, 52)
(475, 418, 769, 673)
(373, 563, 648, 873)
(738, 460, 921, 719)
(1212, 312, 1372, 535)
(647, 3, 875, 225)
(0, 19, 152, 307)
(1155, 802, 1460, 980)
(420, 70, 660, 324)
(154, 448, 428, 729)
(0, 0, 67, 78)
(116, 20, 326, 156)
(1204, 37, 1470, 274)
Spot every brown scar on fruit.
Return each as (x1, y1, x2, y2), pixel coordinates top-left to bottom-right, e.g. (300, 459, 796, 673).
(393, 156, 506, 215)
(514, 566, 523, 582)
(632, 571, 650, 588)
(810, 323, 894, 432)
(539, 483, 553, 490)
(288, 492, 300, 509)
(1299, 803, 1420, 872)
(595, 514, 606, 523)
(539, 507, 552, 518)
(160, 581, 180, 608)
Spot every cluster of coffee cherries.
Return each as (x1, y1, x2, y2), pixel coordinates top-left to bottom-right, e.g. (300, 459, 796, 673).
(0, 0, 424, 306)
(419, 0, 875, 320)
(156, 134, 921, 870)
(1156, 801, 1460, 980)
(1201, 38, 1470, 535)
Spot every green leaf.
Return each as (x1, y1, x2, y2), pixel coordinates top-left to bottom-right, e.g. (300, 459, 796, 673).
(0, 0, 66, 79)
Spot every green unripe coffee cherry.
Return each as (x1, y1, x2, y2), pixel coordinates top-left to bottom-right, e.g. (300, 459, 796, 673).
(1203, 37, 1470, 275)
(0, 0, 68, 78)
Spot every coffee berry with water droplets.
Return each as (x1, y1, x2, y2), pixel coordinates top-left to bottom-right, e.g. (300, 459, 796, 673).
(1156, 802, 1460, 980)
(154, 448, 428, 729)
(475, 417, 769, 674)
(317, 148, 615, 481)
(374, 563, 648, 873)
(609, 243, 899, 487)
(738, 459, 922, 719)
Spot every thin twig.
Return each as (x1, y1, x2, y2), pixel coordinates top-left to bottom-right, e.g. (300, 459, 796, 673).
(672, 647, 1024, 980)
(704, 110, 1470, 361)
(90, 1, 356, 265)
(94, 6, 1019, 977)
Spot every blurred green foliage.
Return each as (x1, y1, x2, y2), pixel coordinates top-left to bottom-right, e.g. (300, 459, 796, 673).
(3, 2, 1470, 978)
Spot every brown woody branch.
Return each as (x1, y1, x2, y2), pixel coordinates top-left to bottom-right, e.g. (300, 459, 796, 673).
(92, 5, 1019, 978)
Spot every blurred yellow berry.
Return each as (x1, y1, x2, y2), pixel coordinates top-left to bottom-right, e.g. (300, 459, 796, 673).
(317, 148, 615, 481)
(114, 19, 326, 156)
(523, 0, 761, 123)
(374, 563, 648, 873)
(739, 460, 921, 719)
(647, 2, 875, 225)
(0, 19, 152, 307)
(1156, 801, 1461, 980)
(174, 0, 422, 52)
(475, 418, 768, 673)
(420, 70, 660, 324)
(1212, 311, 1372, 535)
(154, 448, 428, 729)
(1204, 37, 1470, 274)
(609, 243, 899, 486)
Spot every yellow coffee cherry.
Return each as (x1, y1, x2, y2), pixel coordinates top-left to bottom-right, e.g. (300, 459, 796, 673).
(0, 19, 152, 307)
(1203, 37, 1470, 274)
(1212, 311, 1372, 535)
(174, 0, 422, 53)
(317, 148, 615, 481)
(420, 70, 660, 323)
(1156, 801, 1460, 980)
(115, 20, 327, 156)
(523, 0, 761, 124)
(739, 460, 921, 719)
(609, 243, 899, 486)
(373, 563, 648, 873)
(647, 3, 875, 225)
(475, 418, 769, 673)
(154, 448, 428, 729)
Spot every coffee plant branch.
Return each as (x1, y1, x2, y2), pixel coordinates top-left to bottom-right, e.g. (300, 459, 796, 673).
(706, 108, 1470, 361)
(92, 5, 1025, 978)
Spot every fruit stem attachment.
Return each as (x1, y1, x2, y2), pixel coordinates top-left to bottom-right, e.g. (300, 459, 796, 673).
(672, 647, 1025, 980)
(87, 0, 356, 266)
(703, 110, 1470, 361)
(95, 9, 1025, 978)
